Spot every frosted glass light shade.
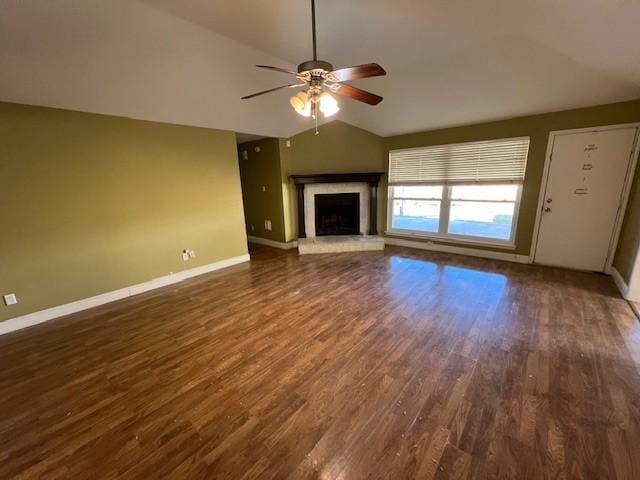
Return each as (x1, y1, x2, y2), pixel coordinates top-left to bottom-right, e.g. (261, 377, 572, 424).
(319, 92, 340, 117)
(290, 92, 311, 117)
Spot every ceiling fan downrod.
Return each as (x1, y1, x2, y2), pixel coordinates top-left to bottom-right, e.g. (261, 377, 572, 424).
(311, 0, 317, 61)
(298, 0, 333, 74)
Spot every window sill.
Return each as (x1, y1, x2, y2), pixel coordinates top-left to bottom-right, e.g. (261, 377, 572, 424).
(384, 229, 517, 250)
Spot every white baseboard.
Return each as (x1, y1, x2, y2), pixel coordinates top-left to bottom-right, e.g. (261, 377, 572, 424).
(611, 266, 630, 299)
(0, 254, 250, 336)
(247, 235, 298, 250)
(384, 237, 530, 264)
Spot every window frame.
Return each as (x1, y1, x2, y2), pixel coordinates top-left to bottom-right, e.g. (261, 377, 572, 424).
(386, 183, 522, 248)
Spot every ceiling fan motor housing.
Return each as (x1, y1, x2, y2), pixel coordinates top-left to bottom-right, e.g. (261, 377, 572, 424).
(298, 60, 334, 74)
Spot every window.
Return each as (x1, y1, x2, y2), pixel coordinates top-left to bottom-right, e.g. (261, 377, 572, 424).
(448, 185, 519, 240)
(390, 186, 442, 233)
(387, 137, 529, 245)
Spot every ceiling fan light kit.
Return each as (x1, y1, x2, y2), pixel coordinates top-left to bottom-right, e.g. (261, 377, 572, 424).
(242, 0, 386, 134)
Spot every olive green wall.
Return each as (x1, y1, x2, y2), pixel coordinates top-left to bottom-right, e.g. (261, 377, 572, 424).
(0, 102, 248, 322)
(386, 99, 640, 257)
(5, 99, 637, 324)
(279, 121, 387, 241)
(238, 138, 287, 242)
(614, 164, 640, 282)
(246, 102, 640, 254)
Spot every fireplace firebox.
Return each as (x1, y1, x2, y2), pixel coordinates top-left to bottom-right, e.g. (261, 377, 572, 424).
(314, 193, 360, 236)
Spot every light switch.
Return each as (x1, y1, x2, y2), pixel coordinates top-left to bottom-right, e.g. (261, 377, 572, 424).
(3, 293, 17, 306)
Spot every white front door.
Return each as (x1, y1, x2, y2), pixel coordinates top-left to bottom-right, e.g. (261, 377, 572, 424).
(534, 127, 638, 272)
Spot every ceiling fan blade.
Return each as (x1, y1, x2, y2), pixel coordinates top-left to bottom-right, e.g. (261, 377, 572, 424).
(241, 83, 305, 100)
(328, 63, 386, 82)
(333, 84, 383, 105)
(256, 65, 301, 77)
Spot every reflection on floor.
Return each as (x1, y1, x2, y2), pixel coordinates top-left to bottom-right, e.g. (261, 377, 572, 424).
(1, 244, 639, 479)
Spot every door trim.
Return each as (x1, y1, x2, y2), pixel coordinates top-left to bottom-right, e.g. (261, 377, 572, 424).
(529, 122, 640, 273)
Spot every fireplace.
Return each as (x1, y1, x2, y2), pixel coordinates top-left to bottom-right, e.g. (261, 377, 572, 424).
(291, 172, 385, 253)
(315, 193, 360, 236)
(291, 172, 384, 238)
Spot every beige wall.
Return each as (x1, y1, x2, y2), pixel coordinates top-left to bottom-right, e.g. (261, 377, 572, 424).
(0, 102, 248, 322)
(237, 138, 287, 242)
(386, 100, 640, 256)
(279, 121, 387, 241)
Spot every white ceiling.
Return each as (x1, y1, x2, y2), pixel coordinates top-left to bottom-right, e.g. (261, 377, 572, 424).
(143, 0, 640, 136)
(2, 0, 639, 138)
(0, 0, 312, 138)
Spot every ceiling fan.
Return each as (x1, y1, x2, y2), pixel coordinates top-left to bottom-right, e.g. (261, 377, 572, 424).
(241, 0, 386, 132)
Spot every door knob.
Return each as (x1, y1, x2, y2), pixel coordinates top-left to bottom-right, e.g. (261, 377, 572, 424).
(544, 207, 552, 213)
(546, 198, 552, 204)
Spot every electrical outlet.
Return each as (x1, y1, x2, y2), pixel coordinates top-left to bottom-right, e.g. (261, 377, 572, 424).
(264, 220, 272, 231)
(250, 224, 255, 231)
(182, 250, 190, 261)
(285, 139, 291, 148)
(3, 293, 17, 306)
(188, 250, 196, 259)
(261, 185, 266, 192)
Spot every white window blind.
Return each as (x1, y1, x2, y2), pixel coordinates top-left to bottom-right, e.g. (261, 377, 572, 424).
(389, 137, 530, 185)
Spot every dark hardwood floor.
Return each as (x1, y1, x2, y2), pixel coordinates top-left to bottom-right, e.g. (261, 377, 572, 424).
(1, 244, 640, 479)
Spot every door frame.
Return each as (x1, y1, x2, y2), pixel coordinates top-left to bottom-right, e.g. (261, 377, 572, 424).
(530, 122, 640, 273)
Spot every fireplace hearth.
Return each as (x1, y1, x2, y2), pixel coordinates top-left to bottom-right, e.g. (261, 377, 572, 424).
(315, 193, 360, 236)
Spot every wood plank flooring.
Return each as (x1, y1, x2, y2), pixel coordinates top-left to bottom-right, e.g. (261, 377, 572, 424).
(1, 244, 640, 479)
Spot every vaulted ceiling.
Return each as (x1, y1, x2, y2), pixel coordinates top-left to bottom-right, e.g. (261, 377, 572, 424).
(2, 0, 639, 138)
